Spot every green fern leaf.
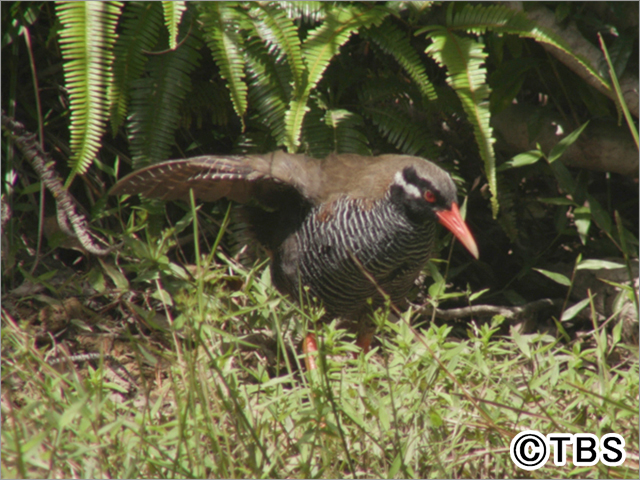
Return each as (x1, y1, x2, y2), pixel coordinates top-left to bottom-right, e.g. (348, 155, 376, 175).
(364, 103, 437, 158)
(446, 4, 611, 97)
(281, 1, 326, 23)
(323, 108, 370, 155)
(250, 3, 304, 90)
(181, 79, 234, 129)
(110, 2, 163, 134)
(363, 19, 437, 101)
(244, 38, 291, 146)
(302, 103, 370, 157)
(285, 5, 388, 152)
(198, 2, 248, 129)
(55, 1, 122, 183)
(127, 34, 202, 169)
(425, 26, 498, 217)
(300, 105, 334, 158)
(162, 1, 186, 50)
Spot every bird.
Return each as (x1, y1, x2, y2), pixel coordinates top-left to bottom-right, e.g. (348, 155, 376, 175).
(110, 151, 479, 369)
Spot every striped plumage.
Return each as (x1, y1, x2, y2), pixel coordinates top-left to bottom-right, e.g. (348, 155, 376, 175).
(111, 151, 478, 363)
(276, 194, 436, 321)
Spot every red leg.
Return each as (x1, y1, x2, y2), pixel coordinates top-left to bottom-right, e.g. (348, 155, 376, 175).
(305, 328, 373, 368)
(354, 330, 373, 358)
(303, 332, 318, 370)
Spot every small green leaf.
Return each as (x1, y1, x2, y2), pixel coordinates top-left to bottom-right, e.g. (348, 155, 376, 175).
(173, 313, 187, 330)
(548, 121, 589, 164)
(551, 317, 571, 342)
(172, 212, 194, 235)
(59, 396, 88, 429)
(99, 259, 130, 290)
(511, 329, 531, 358)
(138, 344, 159, 365)
(151, 288, 173, 306)
(612, 318, 623, 345)
(561, 298, 591, 321)
(469, 288, 489, 302)
(588, 194, 613, 234)
(167, 263, 189, 280)
(428, 277, 446, 300)
(87, 267, 106, 293)
(576, 259, 625, 270)
(534, 268, 571, 287)
(19, 181, 43, 196)
(429, 410, 443, 427)
(389, 453, 402, 477)
(537, 197, 577, 206)
(497, 150, 543, 171)
(574, 205, 591, 245)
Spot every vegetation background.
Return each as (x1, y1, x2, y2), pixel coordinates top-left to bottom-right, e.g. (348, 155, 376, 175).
(2, 1, 638, 478)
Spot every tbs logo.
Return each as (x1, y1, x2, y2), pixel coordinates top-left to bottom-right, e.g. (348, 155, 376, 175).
(510, 430, 626, 471)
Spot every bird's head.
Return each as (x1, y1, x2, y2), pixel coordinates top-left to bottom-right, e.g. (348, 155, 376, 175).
(390, 164, 479, 259)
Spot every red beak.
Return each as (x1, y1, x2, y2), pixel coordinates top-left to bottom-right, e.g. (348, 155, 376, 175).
(436, 203, 479, 259)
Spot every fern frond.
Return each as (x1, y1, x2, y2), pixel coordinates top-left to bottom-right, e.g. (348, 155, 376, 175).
(233, 127, 277, 154)
(323, 108, 370, 155)
(300, 104, 334, 158)
(109, 2, 163, 134)
(162, 1, 186, 50)
(244, 37, 291, 146)
(425, 26, 498, 217)
(359, 77, 439, 158)
(249, 3, 304, 89)
(181, 79, 233, 129)
(365, 103, 437, 158)
(285, 4, 388, 152)
(281, 1, 326, 24)
(127, 34, 202, 168)
(445, 4, 611, 97)
(302, 103, 370, 157)
(363, 19, 437, 101)
(197, 2, 248, 129)
(55, 1, 122, 183)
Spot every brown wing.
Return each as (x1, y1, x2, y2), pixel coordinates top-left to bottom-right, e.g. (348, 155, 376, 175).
(110, 151, 322, 205)
(110, 150, 442, 205)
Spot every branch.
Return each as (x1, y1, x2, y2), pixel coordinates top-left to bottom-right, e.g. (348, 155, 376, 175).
(2, 111, 114, 255)
(507, 2, 639, 118)
(493, 104, 639, 177)
(419, 298, 563, 321)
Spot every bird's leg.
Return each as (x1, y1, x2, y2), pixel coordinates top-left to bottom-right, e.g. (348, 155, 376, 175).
(354, 330, 373, 358)
(303, 332, 318, 370)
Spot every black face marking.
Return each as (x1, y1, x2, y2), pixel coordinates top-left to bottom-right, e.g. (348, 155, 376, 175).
(390, 166, 453, 224)
(402, 167, 443, 204)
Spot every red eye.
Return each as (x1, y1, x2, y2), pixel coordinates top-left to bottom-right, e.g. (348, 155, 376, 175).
(424, 190, 436, 203)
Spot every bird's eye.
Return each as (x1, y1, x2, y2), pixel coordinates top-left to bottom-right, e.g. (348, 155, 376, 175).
(424, 190, 436, 203)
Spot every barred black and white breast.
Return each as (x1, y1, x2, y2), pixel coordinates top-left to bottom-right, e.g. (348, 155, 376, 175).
(272, 191, 436, 320)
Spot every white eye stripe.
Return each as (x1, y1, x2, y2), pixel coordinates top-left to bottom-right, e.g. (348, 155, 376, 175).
(393, 170, 422, 198)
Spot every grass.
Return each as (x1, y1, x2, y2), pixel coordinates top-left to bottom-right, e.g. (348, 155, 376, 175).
(1, 220, 638, 478)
